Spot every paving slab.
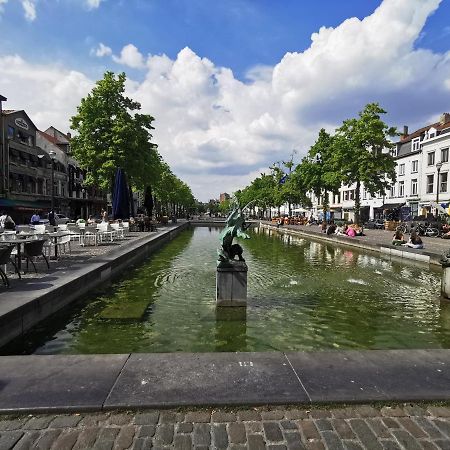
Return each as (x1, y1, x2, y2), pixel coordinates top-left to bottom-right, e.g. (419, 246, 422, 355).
(286, 349, 450, 403)
(0, 354, 129, 413)
(104, 352, 308, 408)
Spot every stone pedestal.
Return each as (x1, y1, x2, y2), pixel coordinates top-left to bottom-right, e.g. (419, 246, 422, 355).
(442, 266, 450, 299)
(216, 261, 247, 306)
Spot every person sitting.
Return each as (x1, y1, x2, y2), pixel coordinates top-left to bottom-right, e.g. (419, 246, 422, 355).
(326, 222, 337, 235)
(336, 224, 347, 236)
(392, 229, 406, 246)
(402, 230, 423, 249)
(346, 226, 356, 237)
(87, 215, 96, 225)
(3, 213, 16, 231)
(321, 220, 327, 233)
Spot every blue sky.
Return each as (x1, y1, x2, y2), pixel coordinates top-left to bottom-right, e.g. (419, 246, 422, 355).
(1, 0, 449, 79)
(1, 0, 450, 200)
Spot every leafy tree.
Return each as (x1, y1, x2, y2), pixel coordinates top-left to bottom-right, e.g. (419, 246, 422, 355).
(297, 129, 341, 219)
(332, 103, 397, 224)
(70, 71, 161, 192)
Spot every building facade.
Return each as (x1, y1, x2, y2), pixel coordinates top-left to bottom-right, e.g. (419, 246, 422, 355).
(305, 112, 450, 222)
(0, 105, 106, 224)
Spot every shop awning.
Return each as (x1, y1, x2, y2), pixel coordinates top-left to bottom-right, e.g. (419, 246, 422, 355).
(382, 202, 405, 209)
(0, 198, 50, 211)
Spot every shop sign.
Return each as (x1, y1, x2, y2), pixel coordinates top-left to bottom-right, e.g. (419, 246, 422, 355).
(15, 118, 29, 130)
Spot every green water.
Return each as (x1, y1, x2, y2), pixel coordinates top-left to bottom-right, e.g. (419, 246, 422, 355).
(6, 226, 450, 354)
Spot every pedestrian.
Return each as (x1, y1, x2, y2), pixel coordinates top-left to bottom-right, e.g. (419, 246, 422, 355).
(101, 209, 108, 222)
(30, 211, 41, 225)
(48, 210, 56, 226)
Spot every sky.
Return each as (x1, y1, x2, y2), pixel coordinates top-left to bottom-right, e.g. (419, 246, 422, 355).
(1, 0, 450, 201)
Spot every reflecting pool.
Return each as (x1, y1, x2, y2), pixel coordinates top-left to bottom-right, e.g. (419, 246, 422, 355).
(4, 226, 450, 354)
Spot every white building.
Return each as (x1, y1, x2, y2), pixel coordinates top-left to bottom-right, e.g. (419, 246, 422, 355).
(305, 112, 450, 222)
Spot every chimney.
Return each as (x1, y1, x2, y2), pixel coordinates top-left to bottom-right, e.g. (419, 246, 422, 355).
(440, 113, 450, 125)
(66, 132, 71, 139)
(402, 125, 408, 138)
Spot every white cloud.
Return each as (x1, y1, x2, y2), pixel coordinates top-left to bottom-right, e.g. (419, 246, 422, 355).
(112, 44, 145, 69)
(21, 0, 36, 21)
(91, 42, 112, 57)
(0, 0, 37, 21)
(84, 0, 104, 10)
(1, 0, 450, 201)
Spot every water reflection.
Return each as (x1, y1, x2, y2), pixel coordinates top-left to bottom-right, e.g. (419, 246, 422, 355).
(2, 226, 446, 355)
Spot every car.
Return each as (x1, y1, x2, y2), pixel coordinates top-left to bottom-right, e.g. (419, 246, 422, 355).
(39, 213, 71, 225)
(364, 219, 384, 229)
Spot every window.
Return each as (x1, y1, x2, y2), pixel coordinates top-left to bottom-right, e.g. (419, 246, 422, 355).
(429, 132, 435, 139)
(399, 181, 405, 197)
(442, 148, 449, 163)
(349, 190, 355, 200)
(391, 147, 398, 157)
(411, 179, 418, 196)
(362, 189, 367, 200)
(399, 164, 405, 176)
(7, 126, 14, 139)
(390, 185, 396, 198)
(427, 174, 434, 194)
(428, 152, 435, 166)
(411, 203, 419, 218)
(344, 191, 349, 201)
(411, 160, 418, 173)
(412, 138, 420, 151)
(441, 172, 448, 193)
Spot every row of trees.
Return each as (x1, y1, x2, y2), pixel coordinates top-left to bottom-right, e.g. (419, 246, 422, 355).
(236, 103, 398, 224)
(70, 71, 195, 217)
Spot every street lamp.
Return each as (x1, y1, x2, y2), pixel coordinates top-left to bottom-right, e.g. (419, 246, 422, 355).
(48, 150, 56, 211)
(437, 161, 443, 206)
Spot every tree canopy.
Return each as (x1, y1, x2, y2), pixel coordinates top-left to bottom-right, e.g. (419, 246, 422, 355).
(70, 71, 161, 191)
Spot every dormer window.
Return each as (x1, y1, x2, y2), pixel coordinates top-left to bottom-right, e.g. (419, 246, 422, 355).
(412, 138, 420, 151)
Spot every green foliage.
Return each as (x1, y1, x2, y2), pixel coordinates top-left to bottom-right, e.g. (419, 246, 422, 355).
(332, 102, 398, 223)
(70, 71, 161, 191)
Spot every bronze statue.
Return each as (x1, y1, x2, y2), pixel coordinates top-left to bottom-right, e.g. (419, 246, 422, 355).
(217, 201, 251, 267)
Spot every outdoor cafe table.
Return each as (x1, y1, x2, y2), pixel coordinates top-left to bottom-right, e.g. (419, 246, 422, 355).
(44, 231, 72, 259)
(0, 236, 41, 271)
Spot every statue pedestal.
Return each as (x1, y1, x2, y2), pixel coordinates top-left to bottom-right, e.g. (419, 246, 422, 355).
(442, 266, 450, 299)
(216, 261, 247, 307)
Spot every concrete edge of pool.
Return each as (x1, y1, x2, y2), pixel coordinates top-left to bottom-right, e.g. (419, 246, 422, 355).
(0, 222, 448, 413)
(260, 223, 439, 266)
(0, 223, 190, 348)
(0, 349, 449, 413)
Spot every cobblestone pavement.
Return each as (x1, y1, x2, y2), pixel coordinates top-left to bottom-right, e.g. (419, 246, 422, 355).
(1, 404, 450, 449)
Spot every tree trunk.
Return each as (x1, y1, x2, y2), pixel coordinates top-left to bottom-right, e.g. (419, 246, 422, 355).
(322, 190, 329, 222)
(354, 180, 361, 225)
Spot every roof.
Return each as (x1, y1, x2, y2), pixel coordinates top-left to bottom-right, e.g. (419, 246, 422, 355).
(0, 95, 6, 102)
(37, 130, 61, 145)
(400, 119, 450, 143)
(1, 109, 17, 114)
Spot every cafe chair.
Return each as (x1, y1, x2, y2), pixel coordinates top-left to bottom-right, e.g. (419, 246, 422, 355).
(0, 244, 21, 287)
(23, 239, 49, 273)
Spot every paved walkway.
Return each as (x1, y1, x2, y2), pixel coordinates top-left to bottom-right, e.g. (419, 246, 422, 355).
(1, 404, 450, 449)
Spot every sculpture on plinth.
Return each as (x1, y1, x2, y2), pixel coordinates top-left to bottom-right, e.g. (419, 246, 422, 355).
(217, 201, 251, 268)
(216, 200, 252, 306)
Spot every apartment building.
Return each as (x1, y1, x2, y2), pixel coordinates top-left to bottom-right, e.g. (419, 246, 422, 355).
(306, 112, 450, 222)
(0, 104, 106, 223)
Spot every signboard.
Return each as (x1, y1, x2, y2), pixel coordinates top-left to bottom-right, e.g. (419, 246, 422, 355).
(15, 118, 29, 130)
(400, 206, 411, 222)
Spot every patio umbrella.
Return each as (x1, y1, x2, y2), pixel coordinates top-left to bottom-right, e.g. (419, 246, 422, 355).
(112, 168, 130, 220)
(144, 186, 154, 216)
